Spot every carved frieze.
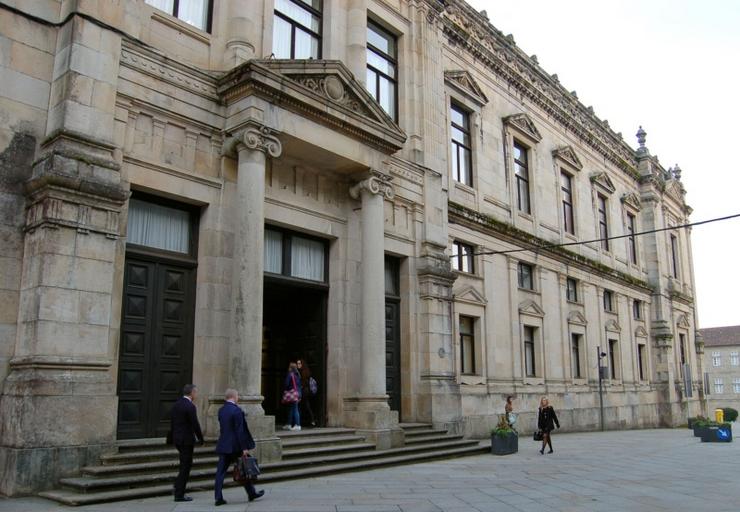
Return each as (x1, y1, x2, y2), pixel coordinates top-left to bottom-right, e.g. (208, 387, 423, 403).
(284, 74, 375, 118)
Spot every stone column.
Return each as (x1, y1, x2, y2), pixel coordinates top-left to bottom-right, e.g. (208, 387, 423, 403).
(346, 0, 368, 85)
(344, 172, 402, 448)
(225, 121, 282, 461)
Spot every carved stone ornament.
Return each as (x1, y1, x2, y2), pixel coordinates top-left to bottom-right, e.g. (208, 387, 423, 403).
(503, 113, 542, 142)
(444, 70, 488, 105)
(621, 192, 642, 211)
(223, 121, 283, 159)
(552, 146, 583, 170)
(349, 172, 395, 200)
(590, 171, 616, 195)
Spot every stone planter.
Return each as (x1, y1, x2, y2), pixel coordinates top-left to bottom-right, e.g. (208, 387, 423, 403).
(693, 425, 708, 438)
(688, 417, 698, 429)
(491, 432, 518, 455)
(701, 425, 733, 443)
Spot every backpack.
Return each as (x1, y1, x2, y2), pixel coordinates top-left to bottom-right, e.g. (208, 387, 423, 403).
(309, 377, 318, 396)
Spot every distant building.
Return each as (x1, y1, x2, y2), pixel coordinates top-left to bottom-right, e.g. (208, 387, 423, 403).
(0, 0, 704, 495)
(700, 326, 740, 413)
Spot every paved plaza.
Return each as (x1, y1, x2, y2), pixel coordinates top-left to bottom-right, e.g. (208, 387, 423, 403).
(1, 429, 737, 512)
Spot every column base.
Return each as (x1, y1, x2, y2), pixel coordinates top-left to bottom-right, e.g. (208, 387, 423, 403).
(343, 396, 404, 449)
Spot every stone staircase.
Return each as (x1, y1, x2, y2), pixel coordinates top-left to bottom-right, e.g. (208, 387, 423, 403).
(40, 423, 486, 506)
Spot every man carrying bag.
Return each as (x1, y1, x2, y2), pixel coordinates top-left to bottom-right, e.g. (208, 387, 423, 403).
(213, 389, 264, 506)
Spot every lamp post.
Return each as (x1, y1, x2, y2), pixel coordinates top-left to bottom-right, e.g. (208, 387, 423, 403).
(597, 346, 608, 432)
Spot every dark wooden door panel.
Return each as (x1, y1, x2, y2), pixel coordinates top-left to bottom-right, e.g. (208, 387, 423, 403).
(385, 300, 401, 416)
(117, 257, 195, 439)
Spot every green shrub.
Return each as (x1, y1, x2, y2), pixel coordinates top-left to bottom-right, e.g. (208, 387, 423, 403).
(723, 408, 738, 422)
(491, 414, 517, 437)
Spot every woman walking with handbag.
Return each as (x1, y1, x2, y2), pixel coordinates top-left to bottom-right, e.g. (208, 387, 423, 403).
(296, 359, 316, 427)
(281, 362, 302, 431)
(537, 396, 560, 454)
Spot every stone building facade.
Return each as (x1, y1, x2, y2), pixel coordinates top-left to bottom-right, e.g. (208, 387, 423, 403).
(0, 0, 705, 495)
(700, 326, 740, 413)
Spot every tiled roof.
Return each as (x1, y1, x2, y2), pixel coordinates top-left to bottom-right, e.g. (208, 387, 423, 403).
(699, 325, 740, 347)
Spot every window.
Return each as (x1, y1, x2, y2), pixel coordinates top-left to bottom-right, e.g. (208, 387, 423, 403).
(714, 378, 724, 394)
(264, 227, 327, 282)
(450, 103, 472, 186)
(598, 194, 609, 251)
(561, 171, 575, 234)
(514, 142, 531, 214)
(733, 378, 740, 394)
(459, 316, 476, 375)
(273, 0, 322, 59)
(637, 343, 646, 381)
(517, 262, 534, 290)
(627, 213, 638, 264)
(678, 333, 687, 366)
(633, 299, 642, 320)
(566, 278, 578, 302)
(603, 289, 614, 312)
(608, 339, 619, 379)
(523, 326, 536, 377)
(571, 333, 582, 379)
(451, 241, 474, 273)
(712, 351, 721, 367)
(146, 0, 212, 31)
(670, 234, 680, 279)
(128, 198, 191, 254)
(731, 352, 739, 366)
(366, 21, 397, 120)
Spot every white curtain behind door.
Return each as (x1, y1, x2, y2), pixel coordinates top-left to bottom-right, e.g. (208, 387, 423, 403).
(128, 198, 190, 254)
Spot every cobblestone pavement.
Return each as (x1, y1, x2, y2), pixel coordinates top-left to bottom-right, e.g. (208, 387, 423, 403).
(1, 428, 738, 512)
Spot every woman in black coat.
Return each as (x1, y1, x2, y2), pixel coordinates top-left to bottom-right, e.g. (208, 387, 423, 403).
(537, 396, 560, 454)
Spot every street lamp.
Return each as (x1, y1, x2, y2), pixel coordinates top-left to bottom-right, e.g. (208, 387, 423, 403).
(597, 347, 608, 432)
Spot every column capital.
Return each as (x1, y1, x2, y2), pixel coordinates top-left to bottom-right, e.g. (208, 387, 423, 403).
(349, 171, 395, 200)
(223, 121, 283, 158)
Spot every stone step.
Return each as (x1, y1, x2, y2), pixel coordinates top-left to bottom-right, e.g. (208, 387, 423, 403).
(405, 433, 464, 445)
(403, 428, 450, 438)
(281, 441, 377, 458)
(280, 433, 368, 449)
(41, 443, 487, 506)
(398, 422, 433, 431)
(79, 438, 476, 480)
(276, 427, 357, 438)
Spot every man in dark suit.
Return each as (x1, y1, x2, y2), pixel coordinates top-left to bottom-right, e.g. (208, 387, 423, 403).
(214, 388, 264, 506)
(169, 384, 204, 502)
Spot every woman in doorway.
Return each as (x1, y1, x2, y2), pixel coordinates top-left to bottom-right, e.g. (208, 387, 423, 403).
(296, 359, 316, 427)
(282, 362, 302, 431)
(537, 396, 560, 454)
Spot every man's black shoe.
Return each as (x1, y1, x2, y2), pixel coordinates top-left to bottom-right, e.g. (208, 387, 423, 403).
(174, 496, 193, 502)
(248, 490, 265, 502)
(215, 499, 227, 506)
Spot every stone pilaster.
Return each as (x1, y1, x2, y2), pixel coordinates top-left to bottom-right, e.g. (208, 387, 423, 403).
(344, 172, 403, 448)
(223, 120, 282, 462)
(346, 0, 368, 84)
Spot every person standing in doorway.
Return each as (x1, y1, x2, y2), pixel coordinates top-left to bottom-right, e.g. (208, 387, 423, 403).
(214, 389, 264, 506)
(282, 362, 302, 431)
(537, 396, 560, 454)
(169, 384, 204, 502)
(297, 359, 316, 427)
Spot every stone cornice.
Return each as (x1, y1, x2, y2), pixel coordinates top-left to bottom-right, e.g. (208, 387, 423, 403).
(218, 60, 407, 154)
(434, 0, 639, 178)
(448, 201, 652, 293)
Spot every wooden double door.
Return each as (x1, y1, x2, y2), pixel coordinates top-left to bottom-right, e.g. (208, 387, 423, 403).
(116, 253, 196, 439)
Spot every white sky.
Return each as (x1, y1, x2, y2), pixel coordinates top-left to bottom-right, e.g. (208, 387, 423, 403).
(466, 0, 740, 328)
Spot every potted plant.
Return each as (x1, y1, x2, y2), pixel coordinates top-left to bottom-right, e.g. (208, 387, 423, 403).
(491, 415, 518, 455)
(693, 417, 710, 438)
(687, 416, 699, 429)
(700, 422, 732, 443)
(722, 408, 738, 423)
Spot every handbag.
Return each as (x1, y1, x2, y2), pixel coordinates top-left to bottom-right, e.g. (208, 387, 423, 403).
(309, 376, 318, 396)
(281, 373, 300, 404)
(233, 455, 261, 484)
(533, 430, 544, 441)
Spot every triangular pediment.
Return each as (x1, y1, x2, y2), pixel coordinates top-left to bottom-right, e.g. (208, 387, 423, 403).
(621, 192, 642, 211)
(453, 285, 487, 305)
(590, 171, 616, 195)
(635, 325, 649, 338)
(444, 70, 488, 106)
(552, 146, 583, 171)
(567, 310, 587, 325)
(519, 299, 545, 318)
(665, 180, 686, 205)
(677, 314, 691, 330)
(219, 59, 407, 154)
(504, 113, 542, 142)
(605, 319, 621, 332)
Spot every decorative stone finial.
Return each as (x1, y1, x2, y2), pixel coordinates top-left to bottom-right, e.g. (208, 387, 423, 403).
(480, 9, 488, 19)
(531, 54, 538, 64)
(672, 164, 682, 180)
(636, 126, 647, 148)
(570, 90, 578, 98)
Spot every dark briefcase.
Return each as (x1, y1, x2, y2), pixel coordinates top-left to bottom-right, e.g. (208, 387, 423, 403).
(233, 455, 261, 483)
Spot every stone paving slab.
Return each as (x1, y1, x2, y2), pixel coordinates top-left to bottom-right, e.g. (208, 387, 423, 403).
(1, 429, 738, 512)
